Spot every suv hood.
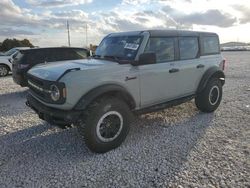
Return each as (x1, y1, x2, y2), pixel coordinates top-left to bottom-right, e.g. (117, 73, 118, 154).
(28, 58, 116, 81)
(0, 55, 11, 59)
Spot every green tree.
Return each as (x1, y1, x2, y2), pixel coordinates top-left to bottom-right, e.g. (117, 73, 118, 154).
(0, 38, 34, 51)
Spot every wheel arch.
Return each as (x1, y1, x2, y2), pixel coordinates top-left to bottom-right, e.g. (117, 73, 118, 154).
(0, 63, 11, 71)
(197, 66, 225, 94)
(74, 84, 136, 110)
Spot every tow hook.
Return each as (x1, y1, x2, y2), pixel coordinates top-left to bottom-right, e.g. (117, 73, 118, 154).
(26, 101, 30, 107)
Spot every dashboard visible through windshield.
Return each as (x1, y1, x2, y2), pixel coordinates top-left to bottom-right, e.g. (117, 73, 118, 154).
(95, 35, 143, 61)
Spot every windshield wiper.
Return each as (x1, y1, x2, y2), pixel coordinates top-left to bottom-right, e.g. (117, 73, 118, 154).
(103, 55, 120, 61)
(92, 55, 122, 62)
(92, 54, 101, 58)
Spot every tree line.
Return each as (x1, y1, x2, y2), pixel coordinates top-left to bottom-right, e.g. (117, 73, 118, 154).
(0, 38, 34, 52)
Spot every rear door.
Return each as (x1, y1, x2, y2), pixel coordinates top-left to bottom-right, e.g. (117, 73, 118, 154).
(200, 35, 222, 71)
(174, 36, 205, 96)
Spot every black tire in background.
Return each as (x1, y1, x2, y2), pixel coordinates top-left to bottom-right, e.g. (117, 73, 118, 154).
(195, 78, 222, 112)
(0, 65, 9, 77)
(77, 97, 132, 153)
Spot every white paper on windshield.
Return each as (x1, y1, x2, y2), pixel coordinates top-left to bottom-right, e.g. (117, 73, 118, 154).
(124, 43, 139, 50)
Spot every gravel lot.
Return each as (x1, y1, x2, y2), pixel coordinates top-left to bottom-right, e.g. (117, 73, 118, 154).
(0, 51, 249, 187)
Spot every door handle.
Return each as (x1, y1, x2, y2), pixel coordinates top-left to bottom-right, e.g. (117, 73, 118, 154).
(125, 76, 137, 81)
(169, 68, 179, 73)
(196, 64, 205, 69)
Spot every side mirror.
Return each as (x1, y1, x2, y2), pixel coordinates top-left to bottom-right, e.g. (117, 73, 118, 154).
(132, 53, 156, 66)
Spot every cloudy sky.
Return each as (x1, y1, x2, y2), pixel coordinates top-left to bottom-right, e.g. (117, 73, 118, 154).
(0, 0, 250, 47)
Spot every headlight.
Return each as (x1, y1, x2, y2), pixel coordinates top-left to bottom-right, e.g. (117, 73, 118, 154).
(50, 84, 60, 101)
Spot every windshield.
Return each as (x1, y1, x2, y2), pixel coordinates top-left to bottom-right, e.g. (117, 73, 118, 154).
(95, 35, 143, 61)
(4, 48, 18, 56)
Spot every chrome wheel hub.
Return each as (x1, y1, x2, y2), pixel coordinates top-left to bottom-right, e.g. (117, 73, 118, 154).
(0, 67, 7, 76)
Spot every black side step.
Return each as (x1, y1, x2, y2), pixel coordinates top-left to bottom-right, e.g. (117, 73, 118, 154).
(134, 95, 195, 115)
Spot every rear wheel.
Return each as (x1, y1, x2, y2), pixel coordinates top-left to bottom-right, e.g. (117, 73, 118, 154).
(0, 65, 9, 77)
(77, 97, 132, 153)
(195, 78, 222, 112)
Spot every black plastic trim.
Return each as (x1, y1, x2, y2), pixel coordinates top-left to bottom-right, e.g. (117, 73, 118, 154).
(135, 94, 195, 114)
(74, 84, 136, 110)
(197, 66, 225, 94)
(26, 94, 81, 124)
(27, 74, 66, 104)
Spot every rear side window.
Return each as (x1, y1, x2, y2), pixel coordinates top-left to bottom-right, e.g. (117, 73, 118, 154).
(74, 49, 88, 58)
(14, 51, 24, 61)
(145, 37, 175, 63)
(45, 49, 58, 62)
(26, 50, 46, 64)
(46, 48, 87, 62)
(12, 51, 20, 59)
(201, 36, 220, 55)
(58, 49, 84, 61)
(179, 37, 199, 60)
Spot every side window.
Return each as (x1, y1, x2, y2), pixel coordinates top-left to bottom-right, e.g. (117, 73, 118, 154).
(145, 37, 175, 63)
(26, 50, 46, 64)
(179, 37, 199, 60)
(202, 36, 220, 55)
(55, 49, 86, 61)
(46, 49, 59, 62)
(74, 49, 88, 58)
(59, 49, 76, 61)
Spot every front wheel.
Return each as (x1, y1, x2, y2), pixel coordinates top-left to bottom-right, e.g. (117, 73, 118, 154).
(0, 65, 9, 77)
(78, 97, 132, 153)
(195, 78, 222, 112)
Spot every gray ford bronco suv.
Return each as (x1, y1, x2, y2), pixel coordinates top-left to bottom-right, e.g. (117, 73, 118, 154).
(26, 30, 225, 153)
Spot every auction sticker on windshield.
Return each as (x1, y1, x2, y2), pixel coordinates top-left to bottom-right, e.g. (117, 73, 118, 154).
(124, 43, 139, 50)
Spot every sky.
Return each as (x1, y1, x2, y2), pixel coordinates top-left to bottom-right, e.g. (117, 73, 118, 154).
(0, 0, 250, 47)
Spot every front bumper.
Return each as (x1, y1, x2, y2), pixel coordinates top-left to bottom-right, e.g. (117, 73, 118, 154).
(12, 72, 27, 87)
(26, 94, 81, 125)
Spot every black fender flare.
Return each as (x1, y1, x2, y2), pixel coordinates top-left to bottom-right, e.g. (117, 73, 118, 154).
(74, 84, 136, 110)
(197, 66, 225, 94)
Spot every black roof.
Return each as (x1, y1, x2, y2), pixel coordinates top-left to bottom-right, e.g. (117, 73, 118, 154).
(109, 29, 218, 37)
(148, 29, 218, 37)
(20, 47, 88, 52)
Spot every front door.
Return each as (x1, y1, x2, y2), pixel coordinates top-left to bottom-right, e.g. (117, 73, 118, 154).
(139, 37, 182, 108)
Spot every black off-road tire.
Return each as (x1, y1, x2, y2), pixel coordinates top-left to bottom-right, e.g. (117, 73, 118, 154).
(195, 78, 222, 112)
(0, 65, 9, 77)
(77, 97, 132, 153)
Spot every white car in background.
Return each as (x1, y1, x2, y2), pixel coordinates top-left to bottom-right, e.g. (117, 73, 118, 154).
(0, 47, 30, 77)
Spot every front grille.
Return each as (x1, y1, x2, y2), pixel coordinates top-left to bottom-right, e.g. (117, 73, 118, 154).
(28, 75, 44, 87)
(27, 75, 48, 101)
(27, 74, 66, 104)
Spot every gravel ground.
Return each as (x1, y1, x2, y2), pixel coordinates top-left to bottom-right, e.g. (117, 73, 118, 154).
(0, 51, 249, 187)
